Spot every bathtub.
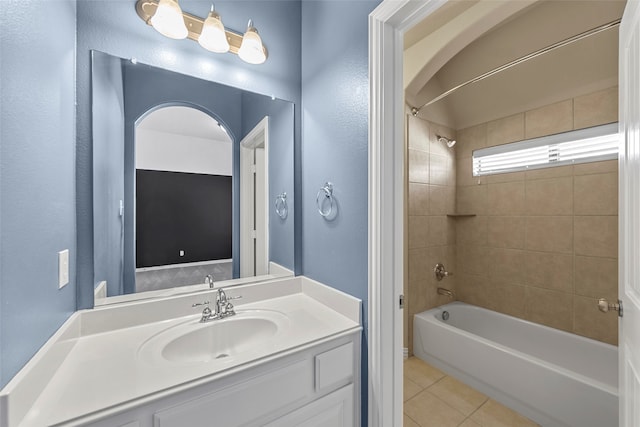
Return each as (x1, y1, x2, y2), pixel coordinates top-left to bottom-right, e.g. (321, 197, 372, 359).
(413, 302, 618, 427)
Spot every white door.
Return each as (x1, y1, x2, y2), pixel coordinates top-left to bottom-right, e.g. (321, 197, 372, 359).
(240, 117, 270, 278)
(619, 1, 640, 425)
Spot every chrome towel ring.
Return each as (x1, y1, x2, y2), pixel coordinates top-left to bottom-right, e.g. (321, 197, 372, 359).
(316, 182, 334, 217)
(275, 192, 288, 219)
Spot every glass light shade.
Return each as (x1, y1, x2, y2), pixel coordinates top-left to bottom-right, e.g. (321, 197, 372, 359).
(150, 0, 188, 40)
(238, 23, 266, 64)
(198, 11, 230, 53)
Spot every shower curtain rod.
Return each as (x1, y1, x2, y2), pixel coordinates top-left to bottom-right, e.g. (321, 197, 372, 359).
(409, 18, 621, 117)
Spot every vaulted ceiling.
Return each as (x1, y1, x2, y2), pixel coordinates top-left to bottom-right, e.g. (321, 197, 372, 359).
(404, 0, 626, 130)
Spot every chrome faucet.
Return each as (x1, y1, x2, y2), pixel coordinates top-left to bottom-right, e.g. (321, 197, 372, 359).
(204, 274, 214, 288)
(437, 287, 455, 298)
(198, 287, 242, 323)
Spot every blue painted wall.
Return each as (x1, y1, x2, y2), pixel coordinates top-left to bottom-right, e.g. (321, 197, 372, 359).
(301, 0, 381, 423)
(241, 93, 296, 270)
(0, 0, 77, 388)
(77, 0, 303, 309)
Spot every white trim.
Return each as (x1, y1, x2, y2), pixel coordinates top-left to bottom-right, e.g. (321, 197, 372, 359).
(368, 2, 447, 426)
(240, 117, 270, 278)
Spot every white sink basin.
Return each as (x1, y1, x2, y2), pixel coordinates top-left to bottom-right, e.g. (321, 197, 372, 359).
(137, 310, 290, 365)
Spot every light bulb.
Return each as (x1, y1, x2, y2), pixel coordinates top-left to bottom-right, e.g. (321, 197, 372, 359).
(198, 8, 230, 53)
(150, 0, 188, 40)
(238, 20, 266, 64)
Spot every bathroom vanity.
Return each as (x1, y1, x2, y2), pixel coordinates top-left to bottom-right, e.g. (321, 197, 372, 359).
(0, 277, 362, 427)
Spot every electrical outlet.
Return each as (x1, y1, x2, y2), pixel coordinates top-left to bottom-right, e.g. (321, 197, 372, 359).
(58, 249, 69, 288)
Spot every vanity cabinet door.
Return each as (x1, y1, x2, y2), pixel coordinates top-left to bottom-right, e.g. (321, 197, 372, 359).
(263, 384, 354, 427)
(153, 358, 313, 427)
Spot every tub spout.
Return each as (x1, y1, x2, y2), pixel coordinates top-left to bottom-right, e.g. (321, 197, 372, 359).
(437, 287, 455, 298)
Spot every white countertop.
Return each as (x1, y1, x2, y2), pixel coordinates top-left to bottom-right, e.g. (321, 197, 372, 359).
(0, 276, 361, 427)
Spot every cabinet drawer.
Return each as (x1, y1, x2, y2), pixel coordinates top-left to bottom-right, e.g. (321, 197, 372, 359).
(314, 343, 354, 392)
(154, 359, 313, 427)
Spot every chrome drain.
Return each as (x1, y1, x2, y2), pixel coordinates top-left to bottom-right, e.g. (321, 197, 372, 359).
(442, 311, 449, 321)
(215, 353, 229, 359)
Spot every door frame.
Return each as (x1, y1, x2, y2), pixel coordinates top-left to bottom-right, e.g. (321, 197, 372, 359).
(368, 2, 447, 425)
(240, 116, 269, 278)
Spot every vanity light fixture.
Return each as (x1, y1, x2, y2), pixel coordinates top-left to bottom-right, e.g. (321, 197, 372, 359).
(238, 20, 267, 65)
(149, 0, 188, 39)
(136, 0, 268, 64)
(198, 6, 229, 53)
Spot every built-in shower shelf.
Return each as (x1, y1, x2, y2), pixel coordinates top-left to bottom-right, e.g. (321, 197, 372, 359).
(446, 213, 476, 218)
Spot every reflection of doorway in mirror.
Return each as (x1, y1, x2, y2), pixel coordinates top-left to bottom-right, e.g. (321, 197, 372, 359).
(240, 117, 269, 278)
(135, 105, 234, 292)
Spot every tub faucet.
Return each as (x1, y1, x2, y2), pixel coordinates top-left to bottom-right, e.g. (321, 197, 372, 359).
(437, 287, 455, 299)
(434, 263, 453, 281)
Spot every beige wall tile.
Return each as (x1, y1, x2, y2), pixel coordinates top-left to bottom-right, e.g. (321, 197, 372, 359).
(457, 215, 488, 246)
(525, 177, 573, 216)
(430, 153, 456, 186)
(487, 113, 524, 146)
(456, 273, 492, 309)
(574, 159, 617, 175)
(525, 165, 573, 181)
(525, 99, 573, 139)
(458, 245, 490, 276)
(408, 149, 430, 183)
(457, 157, 477, 187)
(487, 216, 525, 249)
(575, 255, 618, 300)
(488, 248, 526, 285)
(486, 170, 525, 184)
(524, 251, 573, 293)
(409, 182, 429, 215)
(574, 295, 618, 345)
(525, 216, 574, 254)
(490, 282, 527, 319)
(456, 123, 487, 159)
(574, 216, 618, 258)
(457, 185, 487, 215)
(408, 115, 430, 152)
(487, 182, 525, 215)
(408, 248, 430, 284)
(574, 86, 618, 129)
(408, 215, 429, 249)
(429, 185, 455, 215)
(524, 287, 574, 332)
(574, 173, 618, 215)
(428, 216, 455, 246)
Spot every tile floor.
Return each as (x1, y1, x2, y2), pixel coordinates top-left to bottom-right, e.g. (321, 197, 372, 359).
(404, 357, 540, 427)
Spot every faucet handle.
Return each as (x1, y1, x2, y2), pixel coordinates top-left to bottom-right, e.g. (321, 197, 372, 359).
(192, 300, 210, 307)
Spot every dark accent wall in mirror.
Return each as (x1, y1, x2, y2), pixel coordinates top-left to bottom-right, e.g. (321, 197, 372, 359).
(92, 50, 294, 304)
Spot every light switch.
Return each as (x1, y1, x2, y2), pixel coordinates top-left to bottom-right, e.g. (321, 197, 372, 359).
(58, 249, 69, 288)
(179, 250, 185, 257)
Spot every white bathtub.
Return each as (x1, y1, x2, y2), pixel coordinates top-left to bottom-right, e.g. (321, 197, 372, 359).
(413, 302, 618, 427)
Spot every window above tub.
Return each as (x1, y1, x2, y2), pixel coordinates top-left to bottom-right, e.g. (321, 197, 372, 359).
(472, 123, 619, 176)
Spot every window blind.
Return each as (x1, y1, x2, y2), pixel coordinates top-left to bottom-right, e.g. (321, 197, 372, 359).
(472, 123, 619, 176)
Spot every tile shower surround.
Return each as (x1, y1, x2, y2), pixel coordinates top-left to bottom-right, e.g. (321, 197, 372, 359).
(406, 86, 619, 353)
